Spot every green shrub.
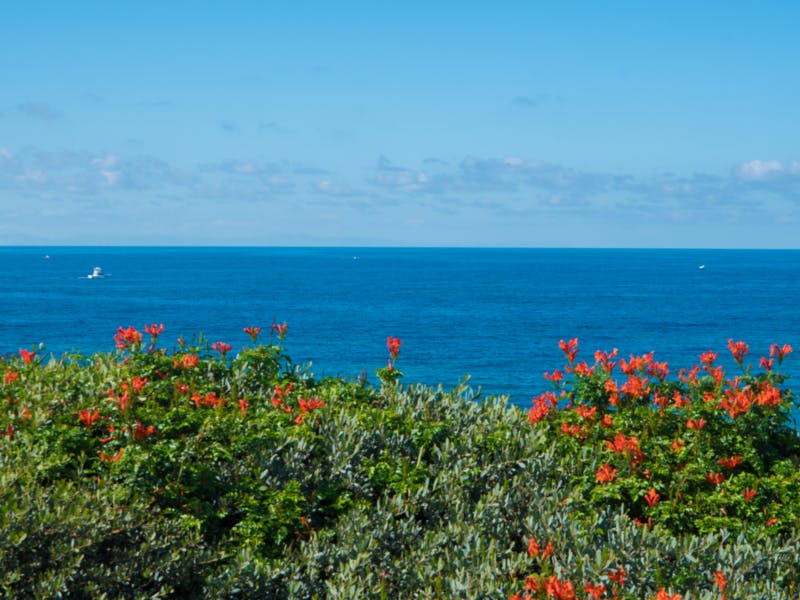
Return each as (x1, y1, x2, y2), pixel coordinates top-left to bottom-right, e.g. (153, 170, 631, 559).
(1, 330, 797, 598)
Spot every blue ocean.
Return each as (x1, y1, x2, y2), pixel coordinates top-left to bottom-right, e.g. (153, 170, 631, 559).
(1, 247, 798, 409)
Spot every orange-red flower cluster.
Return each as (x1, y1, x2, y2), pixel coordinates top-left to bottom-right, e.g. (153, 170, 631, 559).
(605, 432, 643, 463)
(212, 341, 233, 356)
(728, 338, 749, 365)
(528, 391, 559, 424)
(18, 348, 36, 364)
(717, 455, 742, 470)
(644, 487, 660, 508)
(770, 343, 792, 363)
(652, 589, 682, 600)
(173, 354, 199, 369)
(386, 336, 402, 361)
(596, 463, 617, 484)
(99, 448, 124, 463)
(4, 370, 19, 385)
(114, 326, 142, 350)
(133, 421, 156, 441)
(78, 408, 101, 428)
(144, 323, 164, 337)
(243, 326, 262, 342)
(272, 321, 289, 339)
(191, 391, 225, 409)
(559, 338, 579, 363)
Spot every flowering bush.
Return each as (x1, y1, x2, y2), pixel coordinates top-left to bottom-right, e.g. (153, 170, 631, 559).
(1, 329, 798, 598)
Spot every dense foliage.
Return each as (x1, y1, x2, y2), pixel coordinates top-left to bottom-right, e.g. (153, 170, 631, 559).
(1, 325, 798, 599)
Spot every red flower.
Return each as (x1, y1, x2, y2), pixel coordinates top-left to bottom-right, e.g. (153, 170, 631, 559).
(131, 376, 148, 392)
(525, 575, 539, 591)
(594, 348, 618, 373)
(386, 336, 402, 361)
(559, 338, 579, 363)
(605, 433, 643, 462)
(770, 343, 792, 363)
(244, 326, 262, 342)
(544, 576, 575, 600)
(272, 321, 288, 339)
(114, 326, 142, 350)
(644, 487, 660, 508)
(621, 375, 649, 400)
(717, 455, 742, 470)
(608, 567, 627, 587)
(527, 537, 540, 557)
(576, 404, 597, 422)
(144, 323, 164, 337)
(686, 418, 706, 431)
(181, 354, 199, 369)
(714, 571, 727, 593)
(700, 350, 718, 366)
(727, 339, 749, 365)
(743, 488, 757, 501)
(584, 582, 606, 600)
(133, 422, 156, 441)
(19, 348, 36, 364)
(4, 370, 19, 385)
(541, 540, 554, 559)
(604, 379, 619, 406)
(78, 408, 101, 428)
(706, 472, 725, 486)
(652, 589, 682, 600)
(298, 396, 324, 413)
(543, 369, 564, 383)
(99, 448, 124, 463)
(238, 398, 249, 414)
(212, 341, 232, 356)
(596, 463, 618, 484)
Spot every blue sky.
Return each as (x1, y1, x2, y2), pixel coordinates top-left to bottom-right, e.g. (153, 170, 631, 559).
(1, 1, 799, 247)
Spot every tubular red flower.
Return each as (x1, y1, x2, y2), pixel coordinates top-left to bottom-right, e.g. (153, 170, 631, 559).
(558, 338, 579, 363)
(770, 343, 792, 363)
(144, 323, 164, 336)
(386, 336, 402, 361)
(644, 487, 660, 508)
(114, 326, 142, 350)
(596, 463, 617, 483)
(4, 370, 20, 385)
(244, 326, 262, 342)
(727, 338, 749, 365)
(272, 321, 289, 339)
(78, 408, 101, 428)
(212, 341, 233, 356)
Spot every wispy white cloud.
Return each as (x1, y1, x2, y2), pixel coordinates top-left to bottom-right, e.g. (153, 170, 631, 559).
(734, 159, 800, 181)
(1, 143, 798, 245)
(367, 154, 800, 225)
(313, 179, 361, 197)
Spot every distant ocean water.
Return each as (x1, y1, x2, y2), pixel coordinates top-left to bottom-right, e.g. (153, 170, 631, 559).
(1, 247, 798, 410)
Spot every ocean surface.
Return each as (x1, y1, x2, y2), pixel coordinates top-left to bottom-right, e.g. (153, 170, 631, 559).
(1, 247, 799, 410)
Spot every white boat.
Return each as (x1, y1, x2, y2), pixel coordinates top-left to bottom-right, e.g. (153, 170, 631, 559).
(87, 266, 109, 279)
